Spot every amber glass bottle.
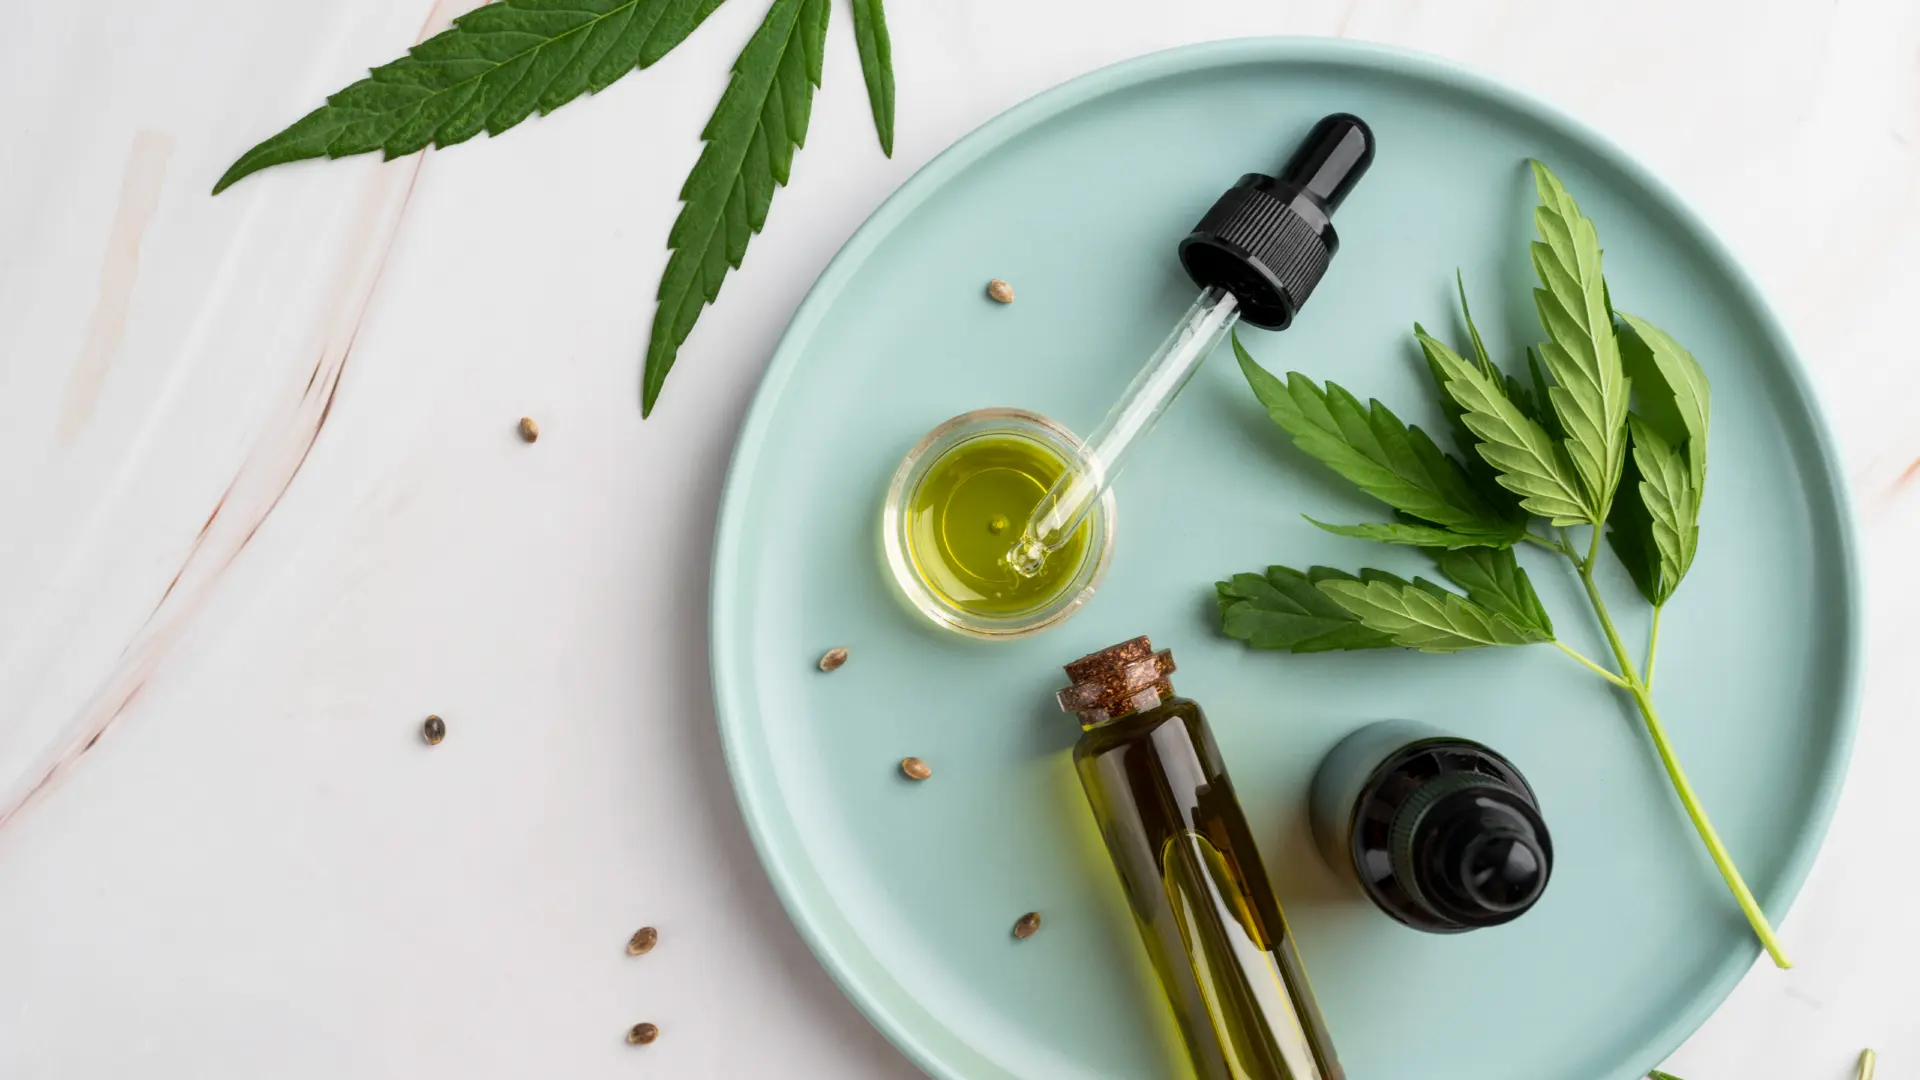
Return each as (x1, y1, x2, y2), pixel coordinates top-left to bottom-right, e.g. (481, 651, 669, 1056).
(1058, 637, 1342, 1080)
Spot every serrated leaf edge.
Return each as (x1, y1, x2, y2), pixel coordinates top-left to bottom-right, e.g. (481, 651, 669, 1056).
(642, 0, 829, 415)
(1417, 326, 1591, 525)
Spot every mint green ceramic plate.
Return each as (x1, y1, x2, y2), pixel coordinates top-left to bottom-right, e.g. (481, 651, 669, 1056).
(711, 39, 1860, 1080)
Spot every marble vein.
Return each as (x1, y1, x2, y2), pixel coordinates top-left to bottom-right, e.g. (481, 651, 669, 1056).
(0, 0, 471, 831)
(58, 130, 173, 442)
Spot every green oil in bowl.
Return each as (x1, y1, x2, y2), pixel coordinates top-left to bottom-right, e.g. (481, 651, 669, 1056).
(906, 434, 1092, 619)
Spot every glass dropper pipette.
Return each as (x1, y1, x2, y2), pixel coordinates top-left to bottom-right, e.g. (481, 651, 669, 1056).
(1005, 113, 1377, 577)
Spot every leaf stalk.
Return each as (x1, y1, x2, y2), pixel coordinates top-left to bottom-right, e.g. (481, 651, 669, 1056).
(1646, 605, 1664, 689)
(1555, 538, 1790, 968)
(1552, 641, 1630, 688)
(1520, 532, 1565, 554)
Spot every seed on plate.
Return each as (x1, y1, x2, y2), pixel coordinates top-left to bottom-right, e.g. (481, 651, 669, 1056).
(421, 715, 446, 745)
(517, 416, 539, 443)
(1012, 912, 1041, 940)
(627, 926, 658, 956)
(900, 757, 932, 781)
(986, 278, 1015, 304)
(819, 647, 850, 673)
(626, 1022, 659, 1046)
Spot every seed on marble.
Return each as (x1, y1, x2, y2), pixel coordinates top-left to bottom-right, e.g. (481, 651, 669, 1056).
(517, 416, 539, 443)
(421, 715, 446, 745)
(626, 1022, 659, 1046)
(900, 757, 932, 781)
(1012, 912, 1041, 939)
(627, 926, 658, 956)
(986, 278, 1015, 304)
(819, 646, 849, 673)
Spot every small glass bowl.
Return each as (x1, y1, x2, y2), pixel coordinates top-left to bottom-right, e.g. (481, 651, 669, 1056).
(881, 408, 1117, 639)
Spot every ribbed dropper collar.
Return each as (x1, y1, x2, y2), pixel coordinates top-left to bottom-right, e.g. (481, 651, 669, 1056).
(1176, 113, 1375, 330)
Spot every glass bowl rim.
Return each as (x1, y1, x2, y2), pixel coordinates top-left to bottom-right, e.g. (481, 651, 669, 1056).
(881, 407, 1117, 639)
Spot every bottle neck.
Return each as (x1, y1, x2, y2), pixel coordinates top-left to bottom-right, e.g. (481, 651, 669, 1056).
(1077, 690, 1180, 732)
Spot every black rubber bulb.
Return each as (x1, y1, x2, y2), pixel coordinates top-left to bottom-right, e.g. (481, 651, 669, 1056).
(1277, 112, 1375, 215)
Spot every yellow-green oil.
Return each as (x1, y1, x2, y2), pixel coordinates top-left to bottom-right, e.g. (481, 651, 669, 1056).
(906, 435, 1090, 617)
(1075, 698, 1343, 1080)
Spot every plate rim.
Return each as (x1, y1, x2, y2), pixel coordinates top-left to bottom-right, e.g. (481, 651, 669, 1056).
(710, 35, 1864, 1080)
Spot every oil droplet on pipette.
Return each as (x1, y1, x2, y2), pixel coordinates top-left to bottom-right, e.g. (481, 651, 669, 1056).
(1006, 535, 1047, 578)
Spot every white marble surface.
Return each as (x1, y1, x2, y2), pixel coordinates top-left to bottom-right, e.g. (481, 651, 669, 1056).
(2, 1, 1916, 1076)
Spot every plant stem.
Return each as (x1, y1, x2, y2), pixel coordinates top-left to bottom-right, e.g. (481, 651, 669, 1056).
(1553, 641, 1630, 688)
(1574, 555, 1636, 674)
(1627, 678, 1791, 967)
(1563, 548, 1792, 969)
(1646, 605, 1664, 690)
(1521, 532, 1563, 553)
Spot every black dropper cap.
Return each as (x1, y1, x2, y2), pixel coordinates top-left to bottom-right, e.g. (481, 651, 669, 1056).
(1386, 772, 1553, 930)
(1177, 113, 1375, 330)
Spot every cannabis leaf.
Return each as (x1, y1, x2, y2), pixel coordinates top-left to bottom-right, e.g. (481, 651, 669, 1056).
(1609, 313, 1710, 605)
(1431, 546, 1553, 639)
(213, 0, 728, 194)
(1455, 270, 1495, 375)
(1316, 574, 1549, 652)
(1527, 347, 1564, 440)
(1633, 417, 1698, 585)
(1307, 518, 1518, 550)
(1611, 416, 1699, 605)
(1216, 566, 1396, 653)
(645, 0, 830, 414)
(1421, 342, 1486, 481)
(1417, 326, 1590, 525)
(219, 0, 905, 418)
(1529, 160, 1631, 517)
(1607, 441, 1661, 605)
(1236, 335, 1518, 540)
(850, 0, 895, 156)
(1427, 275, 1538, 522)
(1430, 278, 1551, 445)
(1618, 312, 1710, 482)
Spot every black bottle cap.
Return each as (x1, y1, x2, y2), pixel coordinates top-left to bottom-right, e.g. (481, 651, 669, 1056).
(1177, 113, 1374, 331)
(1388, 772, 1552, 930)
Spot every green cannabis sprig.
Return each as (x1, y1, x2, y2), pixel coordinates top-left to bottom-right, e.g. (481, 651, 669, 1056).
(1217, 161, 1789, 967)
(214, 0, 897, 417)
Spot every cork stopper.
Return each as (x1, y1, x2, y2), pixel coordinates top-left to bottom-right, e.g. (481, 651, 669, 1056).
(1057, 636, 1177, 724)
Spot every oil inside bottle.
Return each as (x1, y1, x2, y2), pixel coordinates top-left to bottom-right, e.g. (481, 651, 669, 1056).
(1063, 638, 1342, 1080)
(906, 434, 1092, 618)
(1162, 830, 1330, 1077)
